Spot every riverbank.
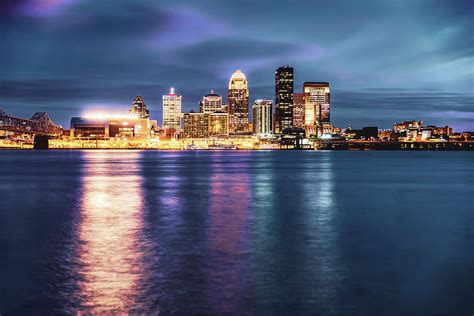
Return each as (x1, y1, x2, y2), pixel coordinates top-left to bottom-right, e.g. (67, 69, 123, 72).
(1, 139, 473, 151)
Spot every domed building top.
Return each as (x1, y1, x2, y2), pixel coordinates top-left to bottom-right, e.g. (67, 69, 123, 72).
(230, 70, 246, 81)
(228, 70, 248, 90)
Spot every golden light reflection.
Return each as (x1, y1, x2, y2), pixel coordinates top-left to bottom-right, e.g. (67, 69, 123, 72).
(77, 151, 145, 314)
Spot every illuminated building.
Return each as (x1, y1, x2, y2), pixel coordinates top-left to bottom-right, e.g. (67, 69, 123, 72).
(129, 95, 149, 119)
(70, 114, 154, 139)
(274, 66, 294, 133)
(200, 90, 223, 114)
(280, 128, 306, 149)
(427, 125, 453, 136)
(293, 93, 306, 128)
(345, 127, 379, 140)
(252, 100, 272, 136)
(208, 112, 229, 137)
(394, 120, 423, 132)
(303, 82, 330, 136)
(183, 112, 209, 138)
(304, 101, 317, 134)
(227, 70, 249, 135)
(420, 128, 432, 140)
(162, 87, 182, 130)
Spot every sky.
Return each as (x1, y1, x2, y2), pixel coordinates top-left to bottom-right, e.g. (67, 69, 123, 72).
(0, 0, 473, 131)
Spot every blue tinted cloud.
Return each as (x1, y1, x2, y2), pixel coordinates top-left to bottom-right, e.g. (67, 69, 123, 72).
(0, 0, 472, 130)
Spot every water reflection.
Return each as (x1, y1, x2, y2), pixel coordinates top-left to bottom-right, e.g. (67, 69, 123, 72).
(207, 152, 251, 314)
(76, 151, 146, 314)
(303, 152, 341, 314)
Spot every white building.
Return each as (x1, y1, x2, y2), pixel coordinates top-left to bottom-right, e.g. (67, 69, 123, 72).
(162, 87, 182, 130)
(252, 99, 272, 136)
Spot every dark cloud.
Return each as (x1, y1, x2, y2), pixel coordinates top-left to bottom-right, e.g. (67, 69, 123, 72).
(0, 0, 472, 131)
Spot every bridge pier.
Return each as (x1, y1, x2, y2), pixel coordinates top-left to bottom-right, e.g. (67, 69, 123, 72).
(34, 135, 49, 150)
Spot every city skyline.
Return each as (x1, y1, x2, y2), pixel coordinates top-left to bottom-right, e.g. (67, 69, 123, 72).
(0, 0, 472, 131)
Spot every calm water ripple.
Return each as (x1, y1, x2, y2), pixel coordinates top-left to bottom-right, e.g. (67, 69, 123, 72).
(0, 150, 473, 315)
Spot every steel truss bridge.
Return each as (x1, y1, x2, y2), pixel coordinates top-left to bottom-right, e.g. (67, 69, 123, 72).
(0, 109, 63, 137)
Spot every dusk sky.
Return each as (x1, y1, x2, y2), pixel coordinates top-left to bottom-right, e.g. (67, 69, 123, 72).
(1, 0, 473, 131)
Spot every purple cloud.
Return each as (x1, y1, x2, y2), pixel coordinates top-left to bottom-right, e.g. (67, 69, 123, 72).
(149, 8, 229, 51)
(17, 0, 80, 17)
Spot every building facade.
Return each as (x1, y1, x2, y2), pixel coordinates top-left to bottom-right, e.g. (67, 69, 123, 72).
(162, 87, 182, 130)
(252, 100, 272, 136)
(200, 90, 223, 114)
(303, 82, 330, 136)
(129, 95, 149, 118)
(183, 112, 209, 138)
(394, 120, 423, 132)
(209, 112, 229, 137)
(70, 115, 153, 139)
(293, 92, 306, 128)
(227, 70, 249, 135)
(274, 66, 294, 133)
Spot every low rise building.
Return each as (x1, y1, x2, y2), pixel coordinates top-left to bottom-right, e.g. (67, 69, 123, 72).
(209, 112, 229, 137)
(183, 112, 209, 138)
(70, 114, 156, 139)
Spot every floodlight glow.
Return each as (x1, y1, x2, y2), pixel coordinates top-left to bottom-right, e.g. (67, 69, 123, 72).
(320, 134, 333, 139)
(83, 113, 140, 120)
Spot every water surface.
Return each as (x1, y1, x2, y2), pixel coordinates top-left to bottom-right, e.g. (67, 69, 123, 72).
(0, 150, 473, 315)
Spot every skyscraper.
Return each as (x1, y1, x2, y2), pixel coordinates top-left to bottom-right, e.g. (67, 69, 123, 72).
(303, 82, 330, 135)
(252, 99, 272, 136)
(129, 95, 149, 118)
(200, 90, 223, 114)
(227, 70, 249, 135)
(162, 87, 182, 130)
(274, 66, 294, 133)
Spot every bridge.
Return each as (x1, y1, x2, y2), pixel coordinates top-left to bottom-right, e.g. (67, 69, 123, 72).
(0, 109, 63, 136)
(0, 109, 63, 148)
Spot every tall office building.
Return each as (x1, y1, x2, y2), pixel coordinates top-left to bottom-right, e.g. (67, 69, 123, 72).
(303, 82, 330, 123)
(293, 93, 306, 128)
(252, 100, 272, 136)
(227, 70, 249, 134)
(200, 90, 223, 114)
(162, 87, 182, 130)
(129, 95, 149, 119)
(303, 82, 330, 135)
(274, 66, 294, 133)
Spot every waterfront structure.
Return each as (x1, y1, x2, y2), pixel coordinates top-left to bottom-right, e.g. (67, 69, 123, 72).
(129, 95, 149, 119)
(394, 120, 423, 132)
(252, 100, 272, 136)
(162, 87, 182, 130)
(274, 66, 294, 133)
(208, 112, 229, 137)
(395, 122, 453, 141)
(293, 93, 306, 128)
(303, 82, 330, 136)
(200, 90, 223, 114)
(228, 70, 249, 135)
(345, 127, 378, 140)
(427, 125, 453, 136)
(183, 112, 209, 138)
(0, 109, 62, 136)
(70, 114, 156, 139)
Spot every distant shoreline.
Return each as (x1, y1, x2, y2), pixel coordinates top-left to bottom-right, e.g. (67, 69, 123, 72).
(1, 143, 473, 151)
